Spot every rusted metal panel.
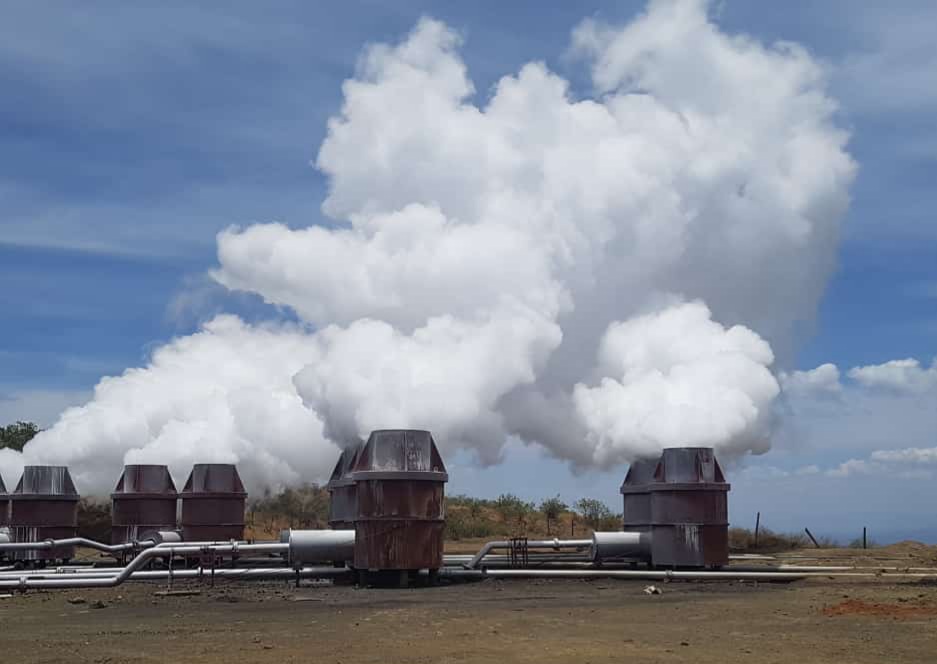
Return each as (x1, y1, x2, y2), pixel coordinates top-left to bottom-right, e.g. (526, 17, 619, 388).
(354, 520, 445, 571)
(649, 524, 729, 568)
(0, 473, 9, 527)
(327, 443, 360, 530)
(654, 447, 725, 484)
(620, 457, 658, 529)
(111, 465, 178, 544)
(353, 429, 447, 475)
(351, 430, 448, 571)
(621, 448, 730, 569)
(179, 464, 247, 541)
(10, 466, 80, 561)
(649, 489, 728, 525)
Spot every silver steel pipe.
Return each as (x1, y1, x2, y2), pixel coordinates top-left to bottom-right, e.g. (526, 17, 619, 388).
(0, 570, 127, 579)
(0, 537, 139, 554)
(11, 564, 937, 583)
(1, 561, 902, 580)
(590, 531, 652, 561)
(0, 542, 287, 590)
(0, 531, 189, 556)
(0, 566, 348, 584)
(466, 538, 594, 569)
(445, 554, 594, 564)
(441, 568, 810, 582)
(722, 565, 856, 573)
(439, 568, 937, 581)
(287, 529, 355, 565)
(0, 533, 279, 556)
(0, 539, 290, 581)
(127, 566, 349, 581)
(120, 566, 347, 581)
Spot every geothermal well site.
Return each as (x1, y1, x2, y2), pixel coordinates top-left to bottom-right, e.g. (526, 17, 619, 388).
(3, 0, 937, 662)
(2, 432, 937, 662)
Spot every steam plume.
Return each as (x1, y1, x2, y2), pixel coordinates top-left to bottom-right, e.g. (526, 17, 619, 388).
(0, 0, 855, 495)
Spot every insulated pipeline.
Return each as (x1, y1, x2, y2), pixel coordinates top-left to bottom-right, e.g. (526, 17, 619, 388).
(0, 567, 348, 584)
(438, 568, 937, 581)
(465, 533, 658, 569)
(466, 539, 594, 569)
(0, 534, 284, 558)
(0, 537, 140, 555)
(0, 532, 190, 556)
(0, 542, 287, 590)
(439, 568, 811, 581)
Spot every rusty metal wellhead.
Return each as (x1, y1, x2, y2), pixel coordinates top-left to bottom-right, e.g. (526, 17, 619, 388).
(326, 443, 361, 531)
(111, 464, 178, 545)
(0, 472, 9, 528)
(179, 464, 247, 542)
(9, 466, 80, 562)
(350, 429, 448, 586)
(621, 447, 730, 568)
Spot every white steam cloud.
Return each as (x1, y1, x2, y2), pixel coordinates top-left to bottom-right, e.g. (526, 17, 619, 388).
(0, 0, 855, 495)
(0, 317, 334, 494)
(573, 300, 779, 466)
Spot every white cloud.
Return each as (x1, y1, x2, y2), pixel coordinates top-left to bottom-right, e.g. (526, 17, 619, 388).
(780, 357, 937, 452)
(9, 3, 856, 493)
(848, 357, 937, 393)
(779, 363, 842, 397)
(573, 300, 779, 466)
(870, 447, 937, 464)
(216, 7, 852, 466)
(292, 306, 561, 464)
(827, 458, 874, 478)
(0, 316, 337, 495)
(824, 452, 937, 481)
(777, 356, 937, 481)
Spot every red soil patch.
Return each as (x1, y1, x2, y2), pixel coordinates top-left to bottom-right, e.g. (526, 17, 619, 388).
(823, 599, 937, 619)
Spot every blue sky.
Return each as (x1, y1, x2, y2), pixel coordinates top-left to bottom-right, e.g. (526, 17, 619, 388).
(1, 1, 935, 542)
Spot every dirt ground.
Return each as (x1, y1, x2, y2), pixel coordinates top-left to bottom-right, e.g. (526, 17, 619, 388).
(2, 547, 937, 663)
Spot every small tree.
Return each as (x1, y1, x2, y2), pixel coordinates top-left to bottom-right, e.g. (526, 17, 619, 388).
(495, 493, 534, 534)
(575, 498, 611, 530)
(250, 483, 330, 534)
(0, 421, 41, 451)
(540, 495, 567, 536)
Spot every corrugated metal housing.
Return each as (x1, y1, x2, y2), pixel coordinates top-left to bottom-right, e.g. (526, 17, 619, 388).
(0, 473, 9, 527)
(326, 443, 361, 531)
(10, 466, 80, 561)
(622, 447, 730, 569)
(111, 464, 178, 544)
(351, 430, 448, 577)
(180, 464, 247, 542)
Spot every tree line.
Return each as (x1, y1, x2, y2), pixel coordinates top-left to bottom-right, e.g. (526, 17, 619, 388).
(0, 421, 40, 451)
(445, 493, 620, 539)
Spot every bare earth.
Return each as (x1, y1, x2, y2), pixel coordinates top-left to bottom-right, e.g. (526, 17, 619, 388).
(2, 547, 937, 663)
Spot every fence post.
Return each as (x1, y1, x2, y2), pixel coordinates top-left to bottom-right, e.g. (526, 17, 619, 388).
(804, 527, 820, 549)
(754, 512, 761, 548)
(863, 527, 867, 550)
